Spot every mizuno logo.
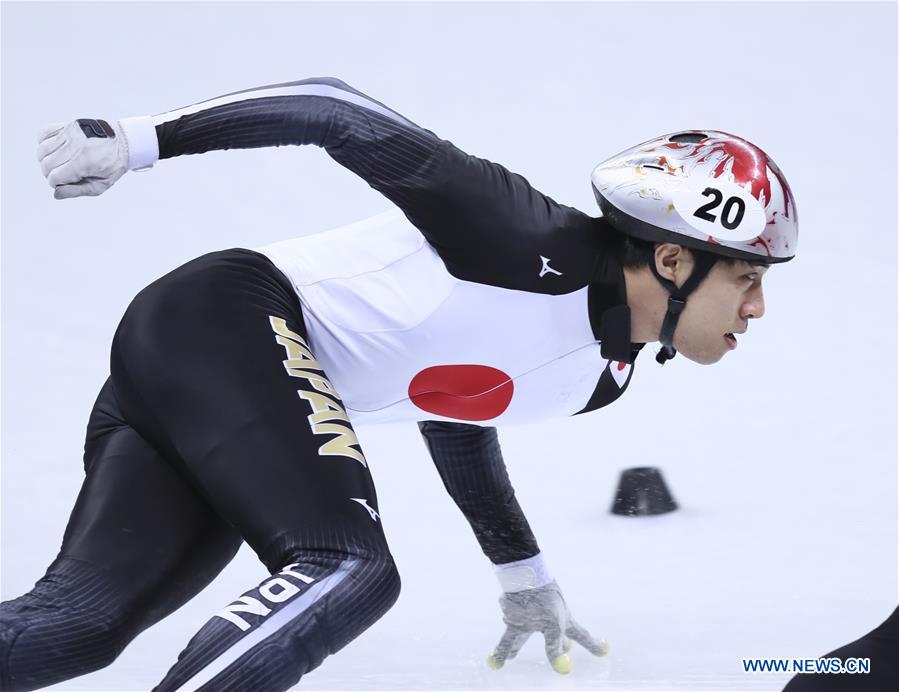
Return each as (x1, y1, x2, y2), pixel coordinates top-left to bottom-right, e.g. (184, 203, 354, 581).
(350, 497, 380, 522)
(539, 256, 562, 278)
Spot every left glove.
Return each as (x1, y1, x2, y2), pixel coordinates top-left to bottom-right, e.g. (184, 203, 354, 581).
(37, 116, 157, 199)
(487, 577, 609, 674)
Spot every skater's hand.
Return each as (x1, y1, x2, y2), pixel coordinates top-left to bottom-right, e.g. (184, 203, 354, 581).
(486, 580, 608, 674)
(37, 119, 131, 199)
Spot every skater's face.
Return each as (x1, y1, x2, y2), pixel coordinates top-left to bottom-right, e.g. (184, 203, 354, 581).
(669, 254, 768, 365)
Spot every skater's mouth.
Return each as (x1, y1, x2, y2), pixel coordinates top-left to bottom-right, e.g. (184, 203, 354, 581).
(724, 333, 738, 350)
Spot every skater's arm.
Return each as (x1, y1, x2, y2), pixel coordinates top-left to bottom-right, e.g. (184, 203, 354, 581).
(417, 420, 540, 565)
(38, 78, 596, 280)
(418, 420, 609, 674)
(39, 76, 442, 202)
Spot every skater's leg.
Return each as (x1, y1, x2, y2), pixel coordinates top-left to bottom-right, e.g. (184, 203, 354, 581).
(110, 249, 400, 692)
(0, 378, 242, 692)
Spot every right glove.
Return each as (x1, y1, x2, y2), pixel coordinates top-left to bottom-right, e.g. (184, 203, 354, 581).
(37, 119, 130, 199)
(37, 116, 157, 199)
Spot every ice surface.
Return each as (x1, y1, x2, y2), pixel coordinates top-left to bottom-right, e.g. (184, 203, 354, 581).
(1, 2, 896, 691)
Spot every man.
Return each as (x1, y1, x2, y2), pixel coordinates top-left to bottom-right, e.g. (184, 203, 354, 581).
(1, 77, 795, 692)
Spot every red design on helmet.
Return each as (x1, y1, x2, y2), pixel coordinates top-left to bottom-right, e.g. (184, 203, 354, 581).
(591, 130, 798, 263)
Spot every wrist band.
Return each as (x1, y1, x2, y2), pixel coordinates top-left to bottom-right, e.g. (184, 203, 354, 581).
(494, 552, 553, 593)
(118, 116, 159, 171)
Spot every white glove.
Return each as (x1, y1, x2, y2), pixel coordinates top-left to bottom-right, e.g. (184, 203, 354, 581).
(486, 580, 609, 674)
(486, 554, 608, 674)
(36, 117, 157, 199)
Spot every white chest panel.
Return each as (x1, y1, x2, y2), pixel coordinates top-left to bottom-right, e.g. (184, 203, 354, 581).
(257, 210, 617, 427)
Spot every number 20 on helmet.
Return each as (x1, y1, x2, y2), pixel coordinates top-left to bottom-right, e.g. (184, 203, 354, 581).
(590, 130, 798, 264)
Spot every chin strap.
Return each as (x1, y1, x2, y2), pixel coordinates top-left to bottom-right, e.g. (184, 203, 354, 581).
(650, 253, 719, 365)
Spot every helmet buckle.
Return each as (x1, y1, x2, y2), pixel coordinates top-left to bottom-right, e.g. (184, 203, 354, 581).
(667, 297, 687, 315)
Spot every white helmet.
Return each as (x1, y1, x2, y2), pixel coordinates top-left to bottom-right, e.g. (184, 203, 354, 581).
(591, 130, 797, 264)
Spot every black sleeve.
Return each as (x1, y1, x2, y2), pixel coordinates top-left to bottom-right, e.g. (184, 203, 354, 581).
(155, 77, 444, 219)
(151, 77, 599, 292)
(417, 421, 539, 565)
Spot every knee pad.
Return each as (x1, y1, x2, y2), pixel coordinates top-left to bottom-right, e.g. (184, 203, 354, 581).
(309, 549, 402, 651)
(0, 557, 133, 692)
